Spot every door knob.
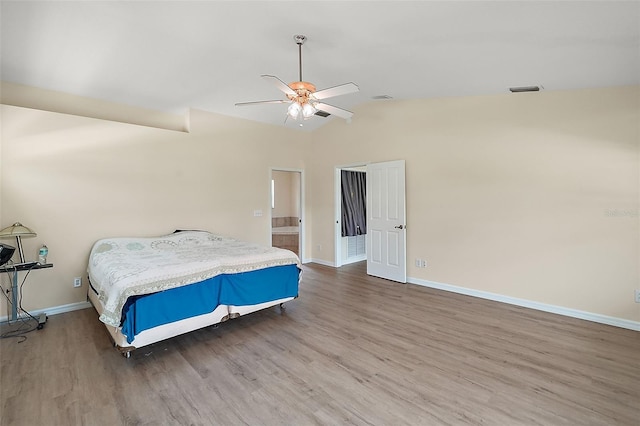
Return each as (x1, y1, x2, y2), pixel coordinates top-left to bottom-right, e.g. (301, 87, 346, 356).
(395, 225, 405, 230)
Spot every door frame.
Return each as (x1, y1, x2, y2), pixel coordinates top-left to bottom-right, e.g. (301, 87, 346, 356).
(334, 163, 368, 267)
(270, 167, 305, 262)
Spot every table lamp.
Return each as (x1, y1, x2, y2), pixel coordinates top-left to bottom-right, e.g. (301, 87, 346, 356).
(0, 222, 37, 263)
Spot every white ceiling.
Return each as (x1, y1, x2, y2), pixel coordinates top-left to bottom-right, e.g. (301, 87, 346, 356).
(2, 1, 639, 132)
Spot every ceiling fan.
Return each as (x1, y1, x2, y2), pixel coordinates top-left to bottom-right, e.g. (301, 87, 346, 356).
(235, 35, 359, 122)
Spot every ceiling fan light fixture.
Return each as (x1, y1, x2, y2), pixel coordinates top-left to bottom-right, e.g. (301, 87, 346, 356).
(302, 102, 316, 119)
(287, 102, 302, 119)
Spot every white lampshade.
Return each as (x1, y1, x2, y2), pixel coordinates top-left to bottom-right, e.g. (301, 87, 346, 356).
(0, 222, 36, 238)
(0, 222, 37, 263)
(302, 102, 317, 119)
(287, 102, 302, 119)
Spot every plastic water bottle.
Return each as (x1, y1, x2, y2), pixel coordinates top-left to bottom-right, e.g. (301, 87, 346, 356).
(38, 244, 48, 264)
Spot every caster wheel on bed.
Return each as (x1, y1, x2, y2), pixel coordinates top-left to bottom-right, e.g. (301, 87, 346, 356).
(123, 351, 131, 359)
(279, 303, 285, 311)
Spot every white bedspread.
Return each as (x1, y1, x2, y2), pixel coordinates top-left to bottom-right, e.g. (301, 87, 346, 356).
(88, 231, 301, 327)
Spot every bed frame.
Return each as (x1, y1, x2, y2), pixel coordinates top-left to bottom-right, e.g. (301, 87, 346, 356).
(88, 287, 295, 357)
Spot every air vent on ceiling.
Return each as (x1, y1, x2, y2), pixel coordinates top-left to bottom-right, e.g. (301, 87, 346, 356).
(509, 86, 541, 93)
(372, 95, 393, 100)
(315, 110, 331, 118)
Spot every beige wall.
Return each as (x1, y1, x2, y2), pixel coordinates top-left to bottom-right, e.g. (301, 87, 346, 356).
(309, 86, 639, 322)
(1, 84, 638, 325)
(0, 99, 309, 316)
(272, 170, 300, 219)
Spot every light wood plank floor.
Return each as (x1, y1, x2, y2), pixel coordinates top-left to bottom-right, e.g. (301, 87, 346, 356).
(1, 262, 638, 425)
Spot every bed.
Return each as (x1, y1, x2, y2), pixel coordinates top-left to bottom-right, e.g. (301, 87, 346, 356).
(87, 230, 301, 357)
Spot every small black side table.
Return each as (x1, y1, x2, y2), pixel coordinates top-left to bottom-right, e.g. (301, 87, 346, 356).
(1, 263, 53, 322)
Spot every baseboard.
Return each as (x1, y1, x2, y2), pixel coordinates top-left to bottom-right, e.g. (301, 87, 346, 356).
(308, 258, 335, 267)
(408, 276, 640, 332)
(0, 300, 92, 324)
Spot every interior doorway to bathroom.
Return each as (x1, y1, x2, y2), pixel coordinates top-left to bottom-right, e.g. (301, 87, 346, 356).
(270, 168, 304, 260)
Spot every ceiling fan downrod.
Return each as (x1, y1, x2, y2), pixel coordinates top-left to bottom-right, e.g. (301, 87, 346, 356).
(294, 34, 306, 82)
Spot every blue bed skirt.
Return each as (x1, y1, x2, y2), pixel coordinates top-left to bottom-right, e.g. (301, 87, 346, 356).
(120, 264, 300, 343)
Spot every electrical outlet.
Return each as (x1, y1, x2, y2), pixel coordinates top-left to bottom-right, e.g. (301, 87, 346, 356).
(421, 259, 427, 268)
(635, 289, 640, 303)
(317, 244, 322, 251)
(73, 277, 82, 288)
(415, 258, 421, 267)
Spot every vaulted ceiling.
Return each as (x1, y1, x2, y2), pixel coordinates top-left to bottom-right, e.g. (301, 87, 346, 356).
(2, 1, 639, 131)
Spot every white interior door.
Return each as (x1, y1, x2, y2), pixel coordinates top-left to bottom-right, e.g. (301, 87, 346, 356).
(366, 160, 406, 283)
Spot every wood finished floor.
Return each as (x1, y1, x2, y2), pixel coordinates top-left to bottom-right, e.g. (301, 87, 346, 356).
(1, 262, 638, 425)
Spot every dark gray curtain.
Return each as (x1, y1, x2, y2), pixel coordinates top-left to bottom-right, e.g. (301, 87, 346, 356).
(341, 170, 366, 237)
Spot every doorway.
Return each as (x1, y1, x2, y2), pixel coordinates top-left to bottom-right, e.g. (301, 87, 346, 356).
(334, 165, 367, 267)
(271, 168, 304, 259)
(334, 161, 407, 283)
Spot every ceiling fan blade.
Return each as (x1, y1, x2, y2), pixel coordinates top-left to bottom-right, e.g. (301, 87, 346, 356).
(315, 103, 354, 120)
(311, 82, 359, 100)
(261, 74, 297, 97)
(235, 99, 289, 107)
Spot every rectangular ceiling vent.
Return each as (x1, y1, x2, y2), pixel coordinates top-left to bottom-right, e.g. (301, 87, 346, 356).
(315, 110, 331, 118)
(509, 86, 541, 93)
(372, 95, 393, 100)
